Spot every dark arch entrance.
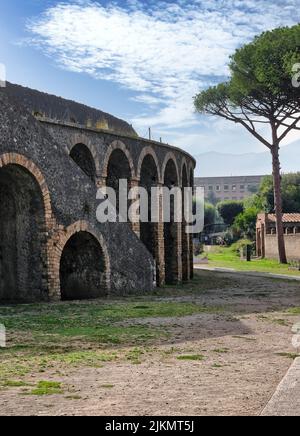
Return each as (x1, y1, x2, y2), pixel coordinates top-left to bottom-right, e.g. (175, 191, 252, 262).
(140, 154, 159, 280)
(106, 149, 131, 215)
(163, 159, 179, 285)
(0, 164, 47, 302)
(60, 231, 107, 301)
(70, 143, 96, 182)
(182, 165, 189, 281)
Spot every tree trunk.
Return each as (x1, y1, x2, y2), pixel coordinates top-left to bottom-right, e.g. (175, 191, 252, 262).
(271, 145, 287, 264)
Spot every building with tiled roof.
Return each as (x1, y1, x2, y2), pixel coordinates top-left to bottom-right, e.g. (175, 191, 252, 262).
(256, 213, 300, 260)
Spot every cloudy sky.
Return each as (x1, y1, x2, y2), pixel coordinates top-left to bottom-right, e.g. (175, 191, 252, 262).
(0, 0, 300, 175)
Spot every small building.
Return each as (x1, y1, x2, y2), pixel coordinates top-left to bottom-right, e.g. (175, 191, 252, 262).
(256, 213, 300, 260)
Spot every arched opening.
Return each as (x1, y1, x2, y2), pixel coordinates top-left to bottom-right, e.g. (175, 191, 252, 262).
(60, 231, 107, 301)
(163, 159, 179, 285)
(106, 149, 131, 215)
(182, 164, 189, 281)
(70, 143, 96, 182)
(140, 154, 159, 279)
(0, 164, 47, 302)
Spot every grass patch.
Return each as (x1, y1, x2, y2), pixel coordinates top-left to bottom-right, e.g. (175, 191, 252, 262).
(206, 247, 300, 277)
(0, 300, 221, 337)
(177, 354, 205, 361)
(213, 348, 229, 354)
(286, 307, 300, 315)
(28, 381, 63, 396)
(126, 348, 144, 365)
(232, 336, 257, 342)
(0, 294, 223, 380)
(1, 380, 32, 388)
(276, 352, 300, 360)
(272, 319, 290, 327)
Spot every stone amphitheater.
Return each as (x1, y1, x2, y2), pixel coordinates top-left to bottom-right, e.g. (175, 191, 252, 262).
(0, 83, 195, 303)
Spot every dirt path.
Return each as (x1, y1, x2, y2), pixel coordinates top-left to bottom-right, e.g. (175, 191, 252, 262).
(1, 271, 300, 416)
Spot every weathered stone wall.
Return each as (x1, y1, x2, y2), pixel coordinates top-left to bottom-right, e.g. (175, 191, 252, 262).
(41, 120, 195, 286)
(0, 88, 195, 303)
(265, 234, 300, 260)
(41, 119, 194, 187)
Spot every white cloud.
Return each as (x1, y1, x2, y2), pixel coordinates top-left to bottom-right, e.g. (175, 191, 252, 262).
(27, 0, 300, 134)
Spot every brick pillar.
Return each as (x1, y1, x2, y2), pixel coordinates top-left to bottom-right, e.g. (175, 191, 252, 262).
(162, 185, 182, 285)
(129, 179, 140, 237)
(182, 222, 191, 281)
(155, 184, 165, 286)
(176, 221, 183, 283)
(189, 234, 194, 279)
(46, 227, 63, 302)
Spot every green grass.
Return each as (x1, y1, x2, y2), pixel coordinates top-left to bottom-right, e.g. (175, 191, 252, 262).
(28, 381, 63, 396)
(177, 354, 205, 361)
(1, 380, 32, 388)
(271, 319, 290, 327)
(232, 336, 257, 342)
(276, 352, 300, 360)
(205, 247, 300, 277)
(213, 348, 229, 354)
(0, 300, 221, 334)
(0, 293, 223, 381)
(126, 347, 144, 365)
(286, 307, 300, 315)
(1, 379, 63, 396)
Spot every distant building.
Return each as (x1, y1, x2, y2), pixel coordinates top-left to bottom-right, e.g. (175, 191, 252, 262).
(195, 175, 266, 203)
(256, 213, 300, 260)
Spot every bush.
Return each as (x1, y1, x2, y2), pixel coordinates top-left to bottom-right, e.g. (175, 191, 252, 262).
(233, 206, 260, 240)
(230, 239, 254, 257)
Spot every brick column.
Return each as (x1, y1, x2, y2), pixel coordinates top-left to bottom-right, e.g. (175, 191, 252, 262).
(155, 184, 165, 286)
(182, 222, 191, 281)
(176, 221, 183, 283)
(129, 179, 140, 237)
(47, 224, 64, 301)
(189, 234, 194, 279)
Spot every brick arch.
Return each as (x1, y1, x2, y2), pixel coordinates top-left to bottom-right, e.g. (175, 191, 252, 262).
(0, 153, 54, 301)
(51, 221, 111, 300)
(69, 134, 101, 176)
(0, 153, 53, 229)
(137, 146, 162, 183)
(161, 152, 180, 186)
(102, 140, 135, 179)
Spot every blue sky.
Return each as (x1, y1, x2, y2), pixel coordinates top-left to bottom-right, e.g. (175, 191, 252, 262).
(0, 0, 300, 175)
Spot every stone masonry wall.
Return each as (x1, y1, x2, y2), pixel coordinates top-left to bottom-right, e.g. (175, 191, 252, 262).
(0, 89, 196, 302)
(265, 234, 300, 260)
